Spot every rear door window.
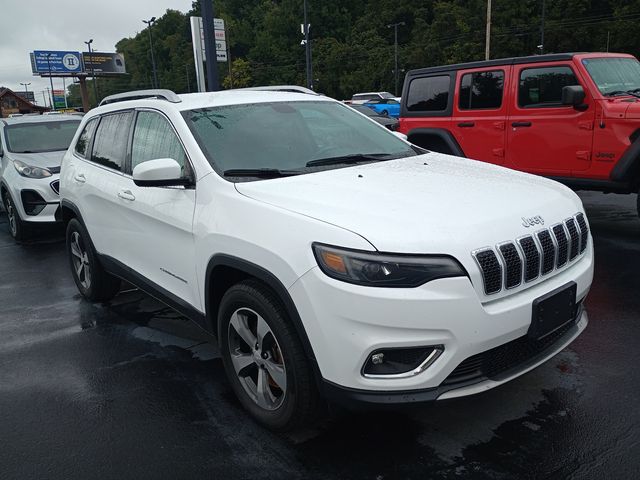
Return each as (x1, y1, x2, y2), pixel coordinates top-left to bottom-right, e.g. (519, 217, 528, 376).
(74, 118, 98, 158)
(459, 70, 505, 110)
(90, 111, 134, 172)
(406, 75, 451, 112)
(518, 66, 579, 108)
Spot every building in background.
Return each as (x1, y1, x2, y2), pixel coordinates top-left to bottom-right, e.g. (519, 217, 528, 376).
(15, 90, 36, 104)
(0, 87, 48, 117)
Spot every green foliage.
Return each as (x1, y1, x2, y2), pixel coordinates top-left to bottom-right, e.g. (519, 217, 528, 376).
(68, 0, 640, 107)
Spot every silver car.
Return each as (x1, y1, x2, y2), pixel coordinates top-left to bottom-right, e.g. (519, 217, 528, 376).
(0, 115, 80, 240)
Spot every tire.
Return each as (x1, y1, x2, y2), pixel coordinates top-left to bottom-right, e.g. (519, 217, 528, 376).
(66, 218, 121, 302)
(218, 279, 320, 431)
(637, 191, 640, 219)
(2, 189, 27, 241)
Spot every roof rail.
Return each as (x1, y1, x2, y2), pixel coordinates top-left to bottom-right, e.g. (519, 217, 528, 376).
(99, 89, 182, 107)
(237, 85, 319, 95)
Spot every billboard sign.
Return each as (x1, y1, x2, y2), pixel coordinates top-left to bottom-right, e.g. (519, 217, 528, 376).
(31, 51, 82, 75)
(52, 90, 66, 109)
(81, 52, 127, 74)
(15, 91, 36, 104)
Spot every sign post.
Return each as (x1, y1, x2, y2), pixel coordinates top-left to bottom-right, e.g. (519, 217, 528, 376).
(190, 15, 227, 92)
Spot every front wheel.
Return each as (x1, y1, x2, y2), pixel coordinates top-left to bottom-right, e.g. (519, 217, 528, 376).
(218, 280, 320, 431)
(66, 218, 121, 302)
(2, 190, 27, 241)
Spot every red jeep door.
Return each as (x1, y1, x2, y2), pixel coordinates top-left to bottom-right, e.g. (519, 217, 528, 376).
(507, 63, 595, 175)
(451, 67, 508, 164)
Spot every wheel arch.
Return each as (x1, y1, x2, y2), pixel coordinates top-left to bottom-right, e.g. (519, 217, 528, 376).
(205, 254, 319, 371)
(610, 133, 640, 187)
(406, 127, 465, 157)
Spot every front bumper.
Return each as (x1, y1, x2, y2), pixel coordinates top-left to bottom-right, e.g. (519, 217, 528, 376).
(2, 169, 60, 223)
(288, 243, 593, 398)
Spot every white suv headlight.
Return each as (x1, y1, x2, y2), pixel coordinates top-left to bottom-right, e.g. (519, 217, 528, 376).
(13, 159, 53, 179)
(313, 243, 467, 287)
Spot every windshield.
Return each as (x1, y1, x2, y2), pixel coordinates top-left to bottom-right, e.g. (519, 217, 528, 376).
(380, 92, 395, 99)
(5, 120, 80, 153)
(351, 105, 376, 116)
(582, 57, 640, 95)
(183, 101, 416, 179)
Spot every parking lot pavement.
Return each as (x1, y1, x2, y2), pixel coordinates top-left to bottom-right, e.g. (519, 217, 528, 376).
(0, 191, 639, 480)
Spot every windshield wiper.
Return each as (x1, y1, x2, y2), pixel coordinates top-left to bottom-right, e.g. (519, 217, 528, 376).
(223, 168, 303, 178)
(605, 90, 640, 99)
(306, 153, 396, 167)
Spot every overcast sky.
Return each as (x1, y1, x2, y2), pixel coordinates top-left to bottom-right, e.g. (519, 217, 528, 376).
(0, 0, 193, 106)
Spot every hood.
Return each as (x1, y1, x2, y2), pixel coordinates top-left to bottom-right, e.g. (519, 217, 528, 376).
(7, 150, 66, 169)
(235, 153, 583, 256)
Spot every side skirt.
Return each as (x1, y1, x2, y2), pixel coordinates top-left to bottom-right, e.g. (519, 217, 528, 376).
(99, 254, 209, 333)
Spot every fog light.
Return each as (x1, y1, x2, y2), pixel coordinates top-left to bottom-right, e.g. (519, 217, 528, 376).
(371, 353, 385, 365)
(362, 345, 444, 378)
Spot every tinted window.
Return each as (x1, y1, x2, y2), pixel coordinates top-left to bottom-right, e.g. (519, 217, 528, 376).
(74, 118, 98, 158)
(407, 76, 450, 112)
(4, 120, 80, 153)
(131, 111, 187, 173)
(90, 112, 133, 172)
(519, 66, 578, 108)
(459, 70, 504, 110)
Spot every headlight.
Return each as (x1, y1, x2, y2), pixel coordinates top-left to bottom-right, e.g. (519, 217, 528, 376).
(13, 160, 52, 179)
(312, 243, 467, 287)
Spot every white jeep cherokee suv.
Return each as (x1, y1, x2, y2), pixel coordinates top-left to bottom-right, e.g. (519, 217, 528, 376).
(60, 88, 593, 431)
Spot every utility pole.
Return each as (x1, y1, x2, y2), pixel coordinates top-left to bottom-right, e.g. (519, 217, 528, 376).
(485, 0, 492, 60)
(62, 77, 68, 108)
(46, 54, 56, 110)
(84, 39, 99, 106)
(303, 0, 313, 90)
(540, 0, 546, 54)
(200, 1, 220, 91)
(185, 64, 191, 92)
(386, 22, 405, 97)
(606, 31, 611, 52)
(143, 17, 159, 88)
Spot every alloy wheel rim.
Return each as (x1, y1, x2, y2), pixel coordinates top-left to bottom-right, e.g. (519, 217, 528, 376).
(227, 307, 287, 411)
(70, 231, 91, 290)
(4, 195, 17, 236)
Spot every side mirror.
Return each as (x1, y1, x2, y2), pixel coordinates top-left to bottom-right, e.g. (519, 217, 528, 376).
(392, 131, 408, 141)
(133, 158, 191, 187)
(562, 85, 586, 107)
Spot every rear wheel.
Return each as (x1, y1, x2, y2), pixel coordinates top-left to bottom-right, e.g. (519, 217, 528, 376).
(2, 190, 27, 241)
(66, 218, 121, 301)
(218, 280, 320, 431)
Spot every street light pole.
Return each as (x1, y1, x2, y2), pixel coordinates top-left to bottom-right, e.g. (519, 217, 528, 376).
(46, 54, 56, 111)
(303, 0, 312, 90)
(143, 17, 159, 88)
(485, 0, 492, 60)
(20, 82, 31, 99)
(84, 39, 99, 106)
(386, 22, 405, 96)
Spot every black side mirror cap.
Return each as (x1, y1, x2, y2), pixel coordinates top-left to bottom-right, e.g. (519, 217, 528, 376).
(562, 85, 586, 107)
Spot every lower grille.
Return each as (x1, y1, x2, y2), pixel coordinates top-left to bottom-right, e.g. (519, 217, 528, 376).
(443, 307, 581, 386)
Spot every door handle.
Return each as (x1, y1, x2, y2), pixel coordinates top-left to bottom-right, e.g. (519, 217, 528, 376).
(74, 173, 86, 183)
(457, 122, 475, 128)
(511, 121, 532, 127)
(117, 189, 136, 201)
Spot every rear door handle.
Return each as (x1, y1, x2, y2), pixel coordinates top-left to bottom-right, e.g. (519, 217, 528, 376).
(74, 173, 86, 183)
(511, 121, 532, 127)
(457, 122, 475, 128)
(117, 189, 135, 201)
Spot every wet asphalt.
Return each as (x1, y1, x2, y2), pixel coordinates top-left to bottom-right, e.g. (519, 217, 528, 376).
(0, 191, 639, 480)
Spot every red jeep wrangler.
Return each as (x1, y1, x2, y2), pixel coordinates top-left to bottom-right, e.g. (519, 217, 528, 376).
(399, 53, 640, 215)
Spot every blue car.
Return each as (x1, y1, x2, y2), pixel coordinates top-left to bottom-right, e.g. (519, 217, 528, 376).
(363, 98, 401, 118)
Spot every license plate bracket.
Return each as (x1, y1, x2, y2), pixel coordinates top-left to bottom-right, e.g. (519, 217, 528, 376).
(529, 282, 577, 340)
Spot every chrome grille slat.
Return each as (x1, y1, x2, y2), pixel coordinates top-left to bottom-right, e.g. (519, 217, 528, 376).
(472, 212, 588, 296)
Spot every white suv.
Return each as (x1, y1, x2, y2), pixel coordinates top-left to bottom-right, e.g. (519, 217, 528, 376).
(60, 88, 593, 431)
(0, 115, 80, 240)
